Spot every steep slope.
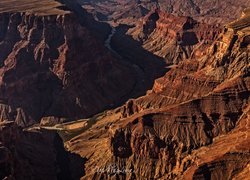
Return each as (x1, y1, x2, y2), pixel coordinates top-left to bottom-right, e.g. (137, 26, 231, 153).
(0, 1, 249, 180)
(0, 0, 137, 126)
(128, 9, 222, 64)
(0, 121, 85, 180)
(66, 9, 250, 180)
(79, 0, 250, 24)
(0, 0, 144, 179)
(182, 105, 250, 180)
(157, 0, 250, 24)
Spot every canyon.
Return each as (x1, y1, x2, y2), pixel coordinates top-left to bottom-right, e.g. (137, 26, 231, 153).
(79, 0, 250, 24)
(0, 0, 249, 180)
(66, 8, 250, 179)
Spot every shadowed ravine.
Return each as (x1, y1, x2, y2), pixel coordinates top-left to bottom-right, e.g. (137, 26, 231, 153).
(0, 0, 249, 180)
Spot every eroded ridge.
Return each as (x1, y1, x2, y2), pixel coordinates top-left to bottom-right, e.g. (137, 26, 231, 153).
(65, 8, 250, 180)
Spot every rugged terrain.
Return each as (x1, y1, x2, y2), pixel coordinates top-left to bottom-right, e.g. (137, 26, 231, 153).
(0, 0, 141, 126)
(127, 9, 222, 63)
(0, 0, 249, 180)
(78, 0, 250, 24)
(0, 122, 85, 180)
(0, 0, 153, 179)
(66, 7, 250, 180)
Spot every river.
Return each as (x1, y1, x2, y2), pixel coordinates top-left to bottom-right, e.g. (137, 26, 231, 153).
(104, 27, 120, 56)
(104, 27, 146, 95)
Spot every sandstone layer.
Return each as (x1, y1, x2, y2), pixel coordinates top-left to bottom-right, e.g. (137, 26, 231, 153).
(0, 0, 137, 126)
(66, 9, 250, 180)
(0, 1, 138, 179)
(0, 1, 249, 180)
(79, 0, 250, 24)
(128, 9, 222, 64)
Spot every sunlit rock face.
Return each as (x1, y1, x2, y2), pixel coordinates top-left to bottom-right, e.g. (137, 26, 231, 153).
(0, 0, 139, 179)
(128, 9, 222, 64)
(66, 8, 250, 180)
(0, 0, 249, 180)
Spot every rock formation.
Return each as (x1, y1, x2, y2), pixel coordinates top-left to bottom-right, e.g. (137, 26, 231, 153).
(0, 1, 137, 179)
(0, 0, 137, 126)
(80, 0, 250, 24)
(128, 9, 222, 64)
(0, 121, 85, 180)
(0, 0, 249, 180)
(66, 8, 250, 180)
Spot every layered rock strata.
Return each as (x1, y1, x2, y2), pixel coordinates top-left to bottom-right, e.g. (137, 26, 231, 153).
(66, 9, 250, 180)
(0, 0, 136, 126)
(128, 10, 222, 64)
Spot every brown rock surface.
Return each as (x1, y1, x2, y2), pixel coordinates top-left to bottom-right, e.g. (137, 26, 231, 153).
(65, 9, 250, 180)
(0, 1, 249, 180)
(79, 0, 250, 24)
(0, 0, 137, 126)
(0, 121, 85, 180)
(128, 9, 222, 64)
(0, 0, 69, 15)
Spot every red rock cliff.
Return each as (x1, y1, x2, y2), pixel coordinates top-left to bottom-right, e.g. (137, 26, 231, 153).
(128, 9, 222, 64)
(66, 9, 250, 180)
(0, 1, 136, 126)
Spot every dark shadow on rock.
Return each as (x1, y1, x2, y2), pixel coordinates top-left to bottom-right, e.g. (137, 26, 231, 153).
(182, 31, 199, 46)
(0, 0, 169, 126)
(54, 133, 86, 180)
(111, 24, 168, 98)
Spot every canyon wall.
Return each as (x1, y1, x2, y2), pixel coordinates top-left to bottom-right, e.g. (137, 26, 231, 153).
(128, 10, 222, 64)
(0, 1, 249, 180)
(0, 122, 85, 180)
(66, 9, 250, 180)
(79, 0, 250, 24)
(0, 0, 136, 126)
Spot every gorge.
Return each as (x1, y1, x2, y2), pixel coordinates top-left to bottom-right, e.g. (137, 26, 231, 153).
(0, 0, 249, 180)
